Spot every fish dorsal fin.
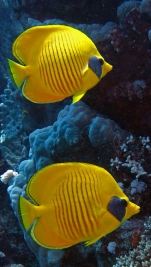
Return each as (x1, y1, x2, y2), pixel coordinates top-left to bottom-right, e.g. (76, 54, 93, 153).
(26, 162, 80, 205)
(12, 25, 71, 65)
(72, 91, 86, 103)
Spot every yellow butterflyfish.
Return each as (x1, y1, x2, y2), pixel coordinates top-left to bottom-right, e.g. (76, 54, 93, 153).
(8, 25, 112, 104)
(18, 162, 140, 249)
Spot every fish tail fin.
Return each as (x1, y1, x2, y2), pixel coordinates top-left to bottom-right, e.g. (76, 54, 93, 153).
(7, 59, 27, 88)
(18, 196, 36, 231)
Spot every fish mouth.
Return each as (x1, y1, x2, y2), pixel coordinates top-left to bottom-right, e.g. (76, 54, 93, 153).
(125, 202, 140, 220)
(102, 62, 113, 78)
(135, 204, 140, 214)
(107, 63, 113, 71)
(136, 205, 140, 213)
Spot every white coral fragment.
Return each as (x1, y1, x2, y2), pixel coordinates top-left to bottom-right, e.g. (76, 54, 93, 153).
(130, 179, 147, 195)
(0, 169, 18, 184)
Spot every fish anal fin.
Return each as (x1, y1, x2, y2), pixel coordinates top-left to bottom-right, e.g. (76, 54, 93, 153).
(72, 91, 86, 104)
(84, 236, 101, 247)
(31, 217, 74, 249)
(22, 77, 64, 103)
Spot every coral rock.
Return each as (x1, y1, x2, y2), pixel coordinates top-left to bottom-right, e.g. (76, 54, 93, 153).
(84, 7, 151, 136)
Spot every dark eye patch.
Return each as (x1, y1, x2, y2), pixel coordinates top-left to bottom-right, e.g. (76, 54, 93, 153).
(88, 56, 103, 78)
(107, 196, 127, 222)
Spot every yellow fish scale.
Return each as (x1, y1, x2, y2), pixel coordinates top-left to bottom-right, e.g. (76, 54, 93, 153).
(37, 30, 84, 97)
(52, 167, 102, 243)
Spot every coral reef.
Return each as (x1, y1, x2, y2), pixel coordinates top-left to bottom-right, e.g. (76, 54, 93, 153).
(140, 0, 151, 18)
(0, 177, 39, 267)
(107, 242, 117, 254)
(1, 101, 129, 267)
(113, 216, 151, 267)
(28, 101, 127, 169)
(148, 29, 151, 43)
(3, 0, 123, 24)
(110, 134, 151, 215)
(1, 101, 151, 267)
(0, 2, 24, 90)
(1, 0, 151, 266)
(0, 82, 28, 168)
(27, 17, 117, 44)
(0, 80, 69, 169)
(84, 2, 151, 135)
(117, 1, 141, 23)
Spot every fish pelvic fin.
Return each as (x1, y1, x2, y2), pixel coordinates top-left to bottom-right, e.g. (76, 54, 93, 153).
(7, 59, 27, 88)
(84, 236, 101, 246)
(72, 91, 86, 104)
(18, 196, 37, 231)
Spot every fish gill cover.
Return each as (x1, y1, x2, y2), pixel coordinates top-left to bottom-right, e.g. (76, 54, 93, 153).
(0, 0, 151, 267)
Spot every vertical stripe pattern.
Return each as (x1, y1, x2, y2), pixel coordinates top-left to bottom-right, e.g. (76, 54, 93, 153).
(37, 29, 85, 97)
(52, 166, 102, 243)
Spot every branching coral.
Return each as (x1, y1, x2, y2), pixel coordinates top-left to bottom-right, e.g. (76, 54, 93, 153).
(110, 134, 151, 216)
(113, 216, 151, 267)
(110, 135, 151, 180)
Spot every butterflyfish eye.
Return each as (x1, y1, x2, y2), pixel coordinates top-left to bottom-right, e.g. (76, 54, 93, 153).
(98, 58, 104, 65)
(120, 199, 127, 207)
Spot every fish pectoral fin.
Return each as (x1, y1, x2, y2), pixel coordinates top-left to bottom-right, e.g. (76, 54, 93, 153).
(92, 202, 106, 218)
(84, 236, 101, 246)
(82, 63, 89, 77)
(72, 91, 86, 104)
